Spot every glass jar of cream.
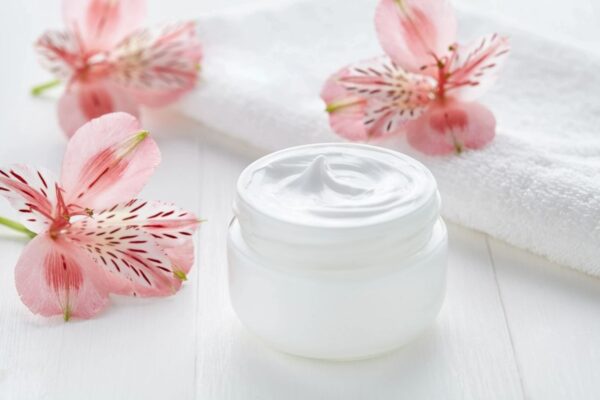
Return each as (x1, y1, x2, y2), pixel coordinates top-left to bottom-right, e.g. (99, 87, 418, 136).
(227, 143, 447, 360)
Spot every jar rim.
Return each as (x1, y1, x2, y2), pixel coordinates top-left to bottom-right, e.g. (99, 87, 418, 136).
(235, 143, 439, 232)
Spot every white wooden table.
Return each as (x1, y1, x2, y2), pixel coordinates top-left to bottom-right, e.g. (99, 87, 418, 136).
(1, 1, 599, 399)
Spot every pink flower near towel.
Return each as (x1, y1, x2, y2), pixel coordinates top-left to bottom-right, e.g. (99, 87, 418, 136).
(34, 0, 202, 137)
(321, 0, 509, 155)
(0, 113, 200, 321)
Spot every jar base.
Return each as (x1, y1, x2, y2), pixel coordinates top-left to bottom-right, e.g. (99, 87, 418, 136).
(243, 317, 438, 362)
(228, 219, 447, 362)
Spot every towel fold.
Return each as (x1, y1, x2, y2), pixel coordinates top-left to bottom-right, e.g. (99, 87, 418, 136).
(179, 0, 600, 275)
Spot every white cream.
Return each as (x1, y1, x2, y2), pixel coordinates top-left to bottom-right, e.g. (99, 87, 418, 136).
(242, 145, 436, 227)
(228, 143, 447, 360)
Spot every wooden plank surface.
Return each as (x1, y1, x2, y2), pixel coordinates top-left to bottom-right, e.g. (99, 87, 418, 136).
(489, 238, 600, 400)
(0, 1, 599, 399)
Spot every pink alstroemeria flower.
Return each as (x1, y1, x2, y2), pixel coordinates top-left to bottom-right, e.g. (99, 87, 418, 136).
(321, 0, 510, 155)
(33, 0, 202, 137)
(0, 113, 200, 321)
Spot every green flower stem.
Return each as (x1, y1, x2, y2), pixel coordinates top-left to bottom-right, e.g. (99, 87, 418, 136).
(31, 79, 61, 96)
(0, 216, 36, 238)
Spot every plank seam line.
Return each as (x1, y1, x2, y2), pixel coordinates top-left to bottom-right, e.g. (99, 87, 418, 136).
(192, 138, 202, 400)
(485, 235, 528, 400)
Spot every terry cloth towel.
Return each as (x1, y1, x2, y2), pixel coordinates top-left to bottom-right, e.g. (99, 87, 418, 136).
(178, 0, 600, 276)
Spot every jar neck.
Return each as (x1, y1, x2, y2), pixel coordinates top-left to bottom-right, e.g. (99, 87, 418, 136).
(236, 220, 435, 270)
(232, 193, 441, 270)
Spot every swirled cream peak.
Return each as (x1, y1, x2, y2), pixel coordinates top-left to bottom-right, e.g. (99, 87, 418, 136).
(288, 155, 368, 197)
(240, 144, 436, 226)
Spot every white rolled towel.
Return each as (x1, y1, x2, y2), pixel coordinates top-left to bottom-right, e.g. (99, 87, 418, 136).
(178, 0, 600, 276)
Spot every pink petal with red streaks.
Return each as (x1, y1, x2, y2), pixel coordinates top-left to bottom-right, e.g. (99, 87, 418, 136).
(321, 65, 370, 141)
(66, 215, 180, 297)
(91, 199, 200, 279)
(0, 165, 60, 232)
(406, 100, 496, 155)
(109, 21, 202, 106)
(35, 29, 82, 81)
(94, 199, 199, 248)
(164, 239, 195, 276)
(340, 57, 435, 137)
(322, 57, 436, 140)
(60, 112, 160, 211)
(375, 0, 456, 74)
(447, 34, 510, 101)
(58, 82, 140, 137)
(62, 0, 145, 52)
(14, 234, 111, 320)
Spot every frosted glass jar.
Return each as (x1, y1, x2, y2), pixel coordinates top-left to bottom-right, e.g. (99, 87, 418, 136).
(227, 143, 447, 360)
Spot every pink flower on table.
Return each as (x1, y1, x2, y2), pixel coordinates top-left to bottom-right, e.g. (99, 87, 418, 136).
(0, 113, 200, 321)
(321, 0, 509, 155)
(34, 0, 202, 137)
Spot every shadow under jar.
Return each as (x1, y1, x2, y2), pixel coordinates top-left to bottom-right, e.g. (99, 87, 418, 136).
(227, 143, 447, 361)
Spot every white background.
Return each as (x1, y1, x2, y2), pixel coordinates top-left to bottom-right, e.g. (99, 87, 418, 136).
(0, 0, 599, 399)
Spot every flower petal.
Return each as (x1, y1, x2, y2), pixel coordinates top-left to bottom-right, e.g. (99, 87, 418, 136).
(406, 100, 496, 155)
(14, 234, 110, 320)
(164, 239, 195, 277)
(375, 0, 456, 73)
(0, 165, 60, 232)
(447, 34, 510, 100)
(321, 68, 369, 141)
(60, 112, 160, 211)
(35, 29, 81, 80)
(322, 57, 436, 139)
(67, 199, 199, 290)
(62, 0, 146, 52)
(94, 199, 199, 248)
(58, 81, 140, 137)
(109, 21, 202, 106)
(338, 57, 436, 137)
(65, 215, 181, 297)
(336, 58, 435, 101)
